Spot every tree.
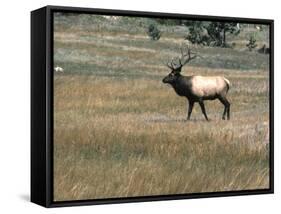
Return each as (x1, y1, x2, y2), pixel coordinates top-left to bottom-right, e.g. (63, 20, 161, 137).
(147, 24, 161, 41)
(185, 21, 210, 45)
(206, 22, 240, 47)
(185, 21, 240, 47)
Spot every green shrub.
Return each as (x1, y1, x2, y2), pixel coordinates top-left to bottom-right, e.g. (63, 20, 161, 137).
(246, 34, 258, 51)
(147, 24, 161, 41)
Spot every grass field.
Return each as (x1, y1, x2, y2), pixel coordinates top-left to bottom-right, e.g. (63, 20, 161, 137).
(53, 14, 270, 201)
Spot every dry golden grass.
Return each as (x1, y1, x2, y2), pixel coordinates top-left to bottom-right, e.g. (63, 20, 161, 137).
(53, 14, 270, 201)
(54, 71, 269, 201)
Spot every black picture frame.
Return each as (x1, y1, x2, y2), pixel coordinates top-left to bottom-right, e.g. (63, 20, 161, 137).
(31, 5, 274, 208)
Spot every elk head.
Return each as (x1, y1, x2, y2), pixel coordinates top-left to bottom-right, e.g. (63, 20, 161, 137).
(162, 46, 198, 84)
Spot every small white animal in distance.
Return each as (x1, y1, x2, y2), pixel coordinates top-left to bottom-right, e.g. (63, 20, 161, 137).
(54, 66, 64, 73)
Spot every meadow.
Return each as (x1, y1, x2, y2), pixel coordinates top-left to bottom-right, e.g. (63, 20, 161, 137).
(53, 14, 270, 201)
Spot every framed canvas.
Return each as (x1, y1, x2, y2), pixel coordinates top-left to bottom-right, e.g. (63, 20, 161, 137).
(31, 5, 274, 208)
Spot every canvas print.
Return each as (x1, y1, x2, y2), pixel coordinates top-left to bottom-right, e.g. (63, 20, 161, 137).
(53, 12, 271, 201)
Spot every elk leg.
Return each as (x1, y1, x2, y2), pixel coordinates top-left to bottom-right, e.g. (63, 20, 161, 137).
(218, 96, 230, 120)
(227, 100, 231, 120)
(187, 100, 194, 120)
(218, 97, 227, 120)
(199, 101, 209, 121)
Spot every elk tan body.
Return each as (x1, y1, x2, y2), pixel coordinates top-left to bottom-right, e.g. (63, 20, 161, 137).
(190, 76, 230, 98)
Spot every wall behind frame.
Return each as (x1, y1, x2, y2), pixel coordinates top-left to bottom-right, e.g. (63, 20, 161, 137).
(0, 0, 279, 213)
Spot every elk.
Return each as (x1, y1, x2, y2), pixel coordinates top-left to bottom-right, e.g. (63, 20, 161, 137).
(162, 46, 231, 121)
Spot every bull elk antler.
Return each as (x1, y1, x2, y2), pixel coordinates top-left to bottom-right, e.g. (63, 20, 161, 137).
(165, 46, 199, 73)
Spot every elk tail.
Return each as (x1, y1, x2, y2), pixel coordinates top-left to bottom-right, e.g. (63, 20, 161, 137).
(223, 77, 230, 92)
